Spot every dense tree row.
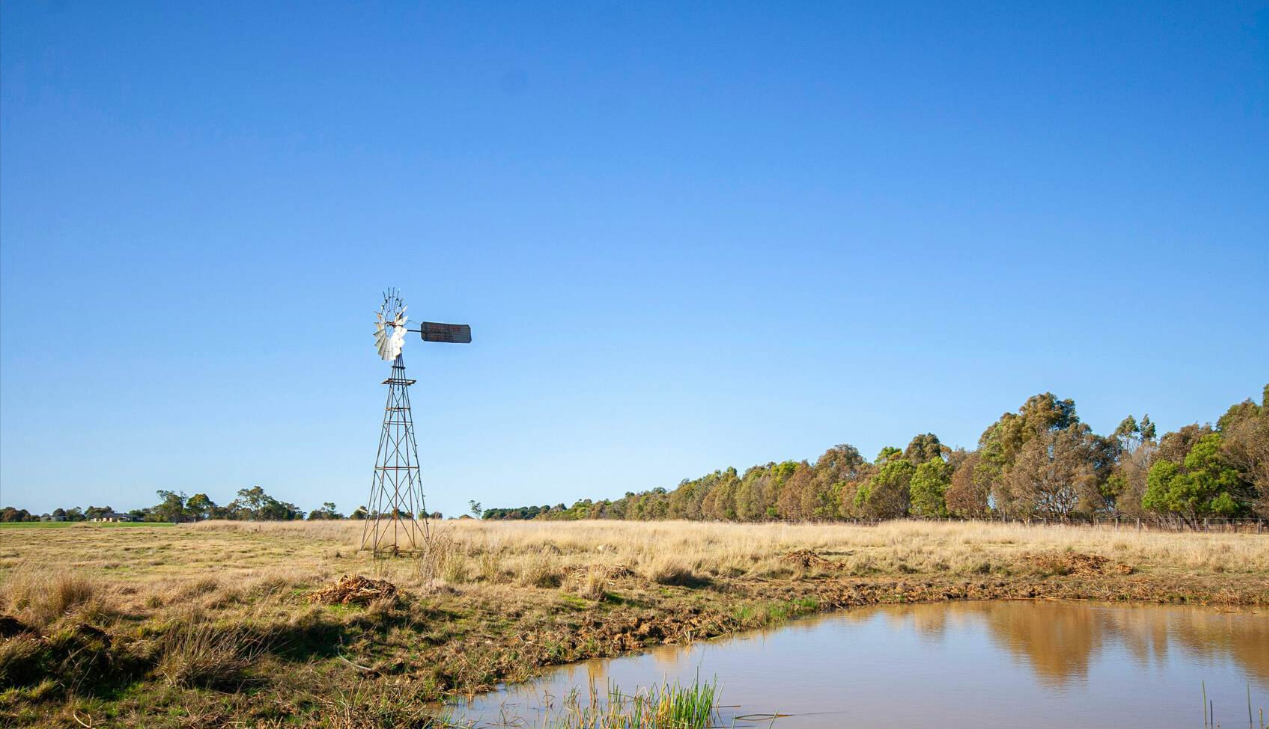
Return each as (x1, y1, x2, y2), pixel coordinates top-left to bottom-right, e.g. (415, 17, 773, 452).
(483, 387, 1269, 525)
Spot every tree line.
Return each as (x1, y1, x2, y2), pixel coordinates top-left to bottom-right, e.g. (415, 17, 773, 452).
(482, 386, 1269, 527)
(2, 486, 319, 523)
(0, 483, 451, 524)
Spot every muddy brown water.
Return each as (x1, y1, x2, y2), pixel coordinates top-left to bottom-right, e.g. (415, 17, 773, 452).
(453, 601, 1268, 728)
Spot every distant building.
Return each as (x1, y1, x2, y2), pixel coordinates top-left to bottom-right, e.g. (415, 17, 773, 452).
(90, 512, 135, 523)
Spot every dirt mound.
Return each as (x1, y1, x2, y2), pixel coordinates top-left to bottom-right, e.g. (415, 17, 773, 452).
(782, 550, 836, 570)
(309, 574, 398, 605)
(1030, 552, 1134, 577)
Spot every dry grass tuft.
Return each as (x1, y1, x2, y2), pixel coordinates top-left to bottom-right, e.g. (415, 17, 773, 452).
(157, 620, 264, 690)
(519, 552, 563, 588)
(565, 567, 611, 600)
(0, 565, 104, 628)
(415, 533, 473, 584)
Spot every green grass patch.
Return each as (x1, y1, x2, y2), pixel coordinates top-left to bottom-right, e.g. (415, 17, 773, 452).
(0, 522, 175, 528)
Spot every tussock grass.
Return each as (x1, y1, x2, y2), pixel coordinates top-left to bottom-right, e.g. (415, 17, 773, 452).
(157, 620, 264, 690)
(0, 566, 103, 628)
(567, 567, 610, 600)
(519, 552, 564, 588)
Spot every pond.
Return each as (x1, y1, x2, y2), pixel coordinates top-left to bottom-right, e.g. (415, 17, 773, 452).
(452, 601, 1268, 727)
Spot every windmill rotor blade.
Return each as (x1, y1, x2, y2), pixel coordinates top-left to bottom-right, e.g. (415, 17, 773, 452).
(418, 322, 472, 344)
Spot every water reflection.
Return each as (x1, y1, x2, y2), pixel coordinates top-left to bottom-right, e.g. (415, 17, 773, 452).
(459, 602, 1268, 728)
(836, 601, 1269, 687)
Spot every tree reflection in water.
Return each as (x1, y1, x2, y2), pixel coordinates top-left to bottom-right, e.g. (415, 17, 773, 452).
(841, 601, 1268, 687)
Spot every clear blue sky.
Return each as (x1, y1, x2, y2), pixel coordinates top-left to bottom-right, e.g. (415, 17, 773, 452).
(2, 2, 1266, 517)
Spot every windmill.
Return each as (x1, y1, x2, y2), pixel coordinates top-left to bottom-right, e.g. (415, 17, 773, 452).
(362, 288, 471, 556)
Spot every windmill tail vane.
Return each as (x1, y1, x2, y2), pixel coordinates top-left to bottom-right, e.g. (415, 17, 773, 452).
(361, 289, 471, 557)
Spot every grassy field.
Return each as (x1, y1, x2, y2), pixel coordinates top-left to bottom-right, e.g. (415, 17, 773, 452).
(0, 522, 174, 529)
(1, 519, 1266, 727)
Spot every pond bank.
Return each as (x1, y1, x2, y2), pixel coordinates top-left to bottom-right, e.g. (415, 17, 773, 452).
(456, 600, 1269, 728)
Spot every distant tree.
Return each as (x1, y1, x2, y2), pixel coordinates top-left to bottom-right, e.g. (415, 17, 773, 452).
(152, 490, 188, 523)
(1139, 414, 1157, 442)
(224, 486, 301, 521)
(945, 452, 986, 518)
(1, 507, 35, 522)
(1106, 438, 1155, 519)
(1144, 433, 1249, 525)
(186, 493, 216, 521)
(875, 446, 903, 466)
(1216, 386, 1269, 518)
(1003, 429, 1094, 520)
(234, 486, 269, 519)
(469, 500, 482, 518)
(307, 502, 344, 520)
(1156, 424, 1213, 467)
(910, 458, 953, 518)
(1113, 416, 1142, 454)
(855, 458, 915, 519)
(776, 463, 816, 521)
(350, 506, 368, 520)
(305, 505, 342, 523)
(903, 434, 945, 465)
(260, 498, 302, 521)
(977, 393, 1086, 519)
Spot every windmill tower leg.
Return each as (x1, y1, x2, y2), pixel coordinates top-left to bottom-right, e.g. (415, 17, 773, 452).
(361, 355, 429, 556)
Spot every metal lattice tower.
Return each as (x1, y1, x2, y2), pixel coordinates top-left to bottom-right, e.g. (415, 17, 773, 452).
(361, 354, 428, 555)
(360, 288, 471, 557)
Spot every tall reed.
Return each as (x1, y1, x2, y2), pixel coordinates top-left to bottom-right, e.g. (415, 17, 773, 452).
(546, 677, 719, 729)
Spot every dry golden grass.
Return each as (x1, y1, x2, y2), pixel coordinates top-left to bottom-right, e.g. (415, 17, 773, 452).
(3, 519, 1266, 606)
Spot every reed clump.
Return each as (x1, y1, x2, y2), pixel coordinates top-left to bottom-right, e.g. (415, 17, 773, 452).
(549, 678, 719, 729)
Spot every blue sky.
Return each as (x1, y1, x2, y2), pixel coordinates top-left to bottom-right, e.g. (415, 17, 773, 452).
(2, 2, 1266, 517)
